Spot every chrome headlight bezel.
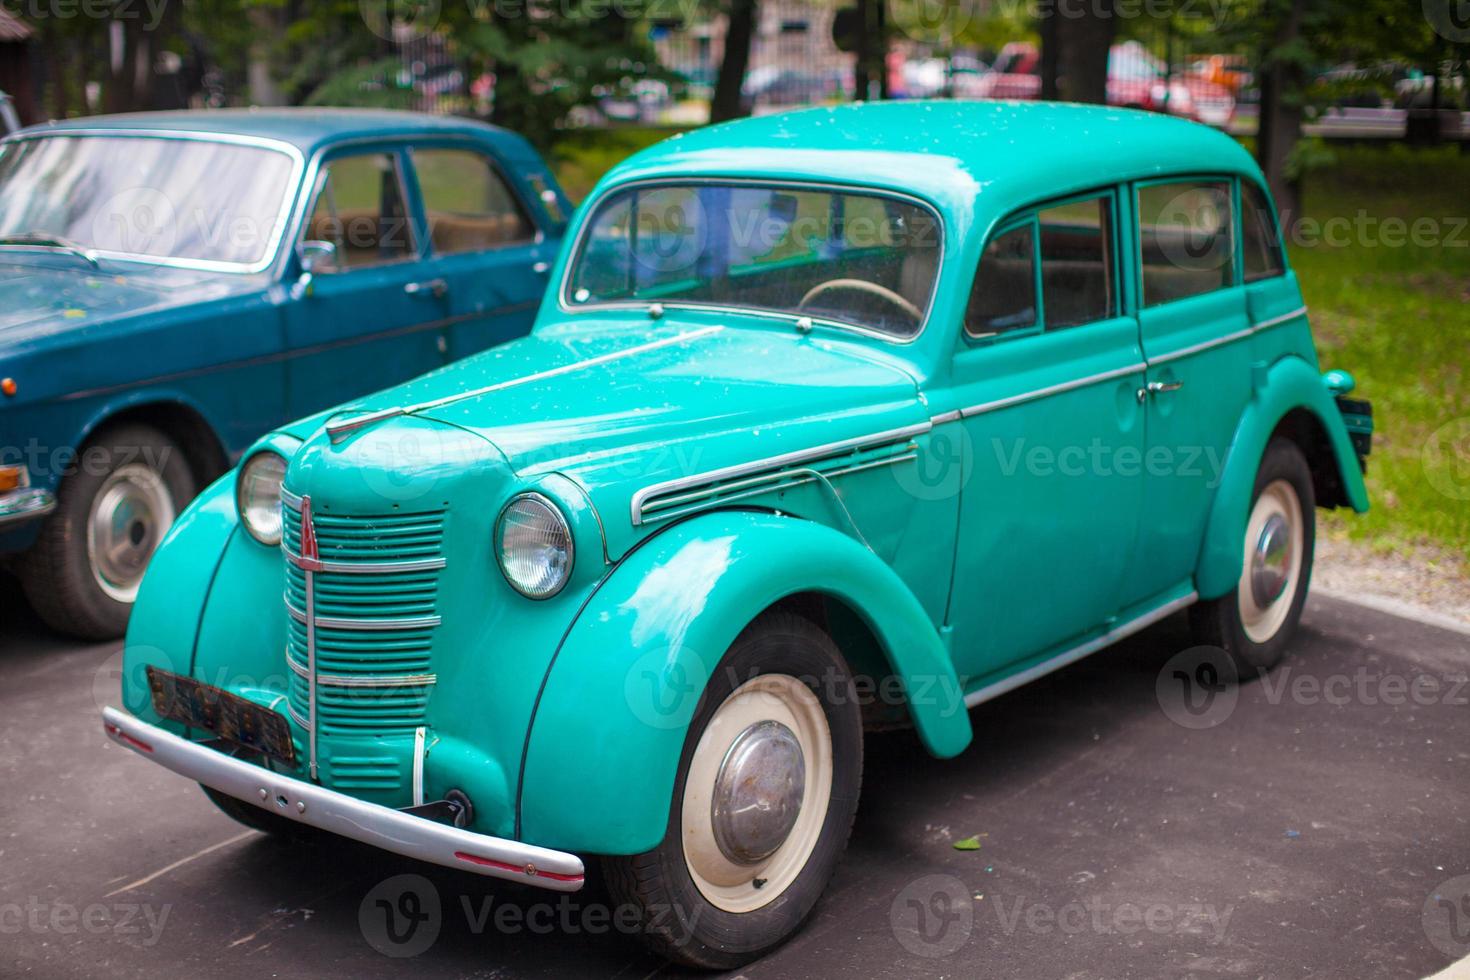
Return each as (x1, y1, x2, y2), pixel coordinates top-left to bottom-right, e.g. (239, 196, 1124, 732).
(236, 450, 288, 546)
(495, 491, 575, 600)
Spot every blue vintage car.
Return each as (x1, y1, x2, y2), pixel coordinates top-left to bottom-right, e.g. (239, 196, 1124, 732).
(0, 109, 569, 639)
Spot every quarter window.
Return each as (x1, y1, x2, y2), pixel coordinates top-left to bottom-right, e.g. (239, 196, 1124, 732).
(1241, 181, 1285, 282)
(415, 148, 536, 254)
(964, 223, 1036, 337)
(1137, 179, 1234, 306)
(304, 153, 414, 271)
(1038, 195, 1114, 328)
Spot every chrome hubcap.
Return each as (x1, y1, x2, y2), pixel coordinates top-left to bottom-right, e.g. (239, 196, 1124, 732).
(1250, 513, 1292, 608)
(87, 463, 175, 604)
(711, 720, 806, 865)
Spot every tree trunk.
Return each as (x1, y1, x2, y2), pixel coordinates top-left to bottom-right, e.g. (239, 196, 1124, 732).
(1044, 0, 1115, 105)
(1256, 0, 1305, 223)
(246, 5, 283, 106)
(711, 0, 757, 123)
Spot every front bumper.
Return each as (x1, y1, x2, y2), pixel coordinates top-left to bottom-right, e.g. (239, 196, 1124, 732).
(101, 706, 586, 892)
(0, 487, 55, 530)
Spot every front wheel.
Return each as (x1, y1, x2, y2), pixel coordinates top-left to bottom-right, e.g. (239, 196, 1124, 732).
(21, 424, 194, 641)
(604, 611, 863, 969)
(1190, 437, 1316, 674)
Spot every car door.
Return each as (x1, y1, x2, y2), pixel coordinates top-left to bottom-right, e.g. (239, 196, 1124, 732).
(282, 145, 450, 419)
(1118, 177, 1253, 605)
(944, 189, 1148, 684)
(405, 144, 550, 362)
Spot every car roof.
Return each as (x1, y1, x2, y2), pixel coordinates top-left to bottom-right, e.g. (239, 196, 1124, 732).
(596, 100, 1264, 222)
(12, 107, 516, 156)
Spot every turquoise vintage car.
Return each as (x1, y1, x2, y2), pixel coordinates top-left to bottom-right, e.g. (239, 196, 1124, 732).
(104, 102, 1371, 967)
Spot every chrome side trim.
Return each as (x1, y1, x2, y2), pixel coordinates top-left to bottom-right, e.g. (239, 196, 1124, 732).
(954, 362, 1146, 420)
(630, 421, 932, 525)
(1147, 326, 1255, 366)
(325, 326, 723, 441)
(285, 656, 437, 688)
(285, 598, 441, 632)
(928, 409, 963, 426)
(282, 547, 446, 575)
(101, 706, 587, 891)
(0, 488, 56, 529)
(963, 591, 1199, 709)
(1252, 305, 1308, 333)
(288, 702, 312, 732)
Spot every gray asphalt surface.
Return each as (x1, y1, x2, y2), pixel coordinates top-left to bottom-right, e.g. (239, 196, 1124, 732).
(2, 569, 1468, 979)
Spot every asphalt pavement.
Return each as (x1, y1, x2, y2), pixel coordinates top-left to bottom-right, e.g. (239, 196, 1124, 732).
(3, 569, 1468, 979)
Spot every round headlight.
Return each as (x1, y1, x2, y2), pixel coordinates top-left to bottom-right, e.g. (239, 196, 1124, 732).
(237, 451, 287, 546)
(496, 493, 574, 599)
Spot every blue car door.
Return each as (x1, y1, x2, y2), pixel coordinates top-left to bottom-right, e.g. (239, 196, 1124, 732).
(404, 144, 553, 361)
(281, 144, 451, 419)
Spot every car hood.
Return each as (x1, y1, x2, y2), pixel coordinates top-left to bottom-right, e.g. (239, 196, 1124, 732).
(0, 255, 261, 351)
(324, 313, 928, 556)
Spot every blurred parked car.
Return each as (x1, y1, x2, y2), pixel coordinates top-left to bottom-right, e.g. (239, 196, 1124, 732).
(743, 67, 852, 109)
(0, 109, 570, 639)
(975, 41, 1235, 127)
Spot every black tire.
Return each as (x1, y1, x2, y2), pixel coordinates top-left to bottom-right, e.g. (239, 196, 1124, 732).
(20, 424, 194, 641)
(201, 785, 320, 841)
(603, 611, 863, 969)
(1190, 437, 1316, 675)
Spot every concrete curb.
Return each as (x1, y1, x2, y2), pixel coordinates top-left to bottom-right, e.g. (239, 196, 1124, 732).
(1313, 586, 1470, 638)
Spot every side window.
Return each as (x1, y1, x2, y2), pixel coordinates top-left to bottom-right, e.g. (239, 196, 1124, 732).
(1037, 195, 1114, 328)
(1137, 179, 1234, 307)
(1241, 181, 1285, 282)
(415, 148, 537, 254)
(964, 223, 1036, 337)
(304, 153, 414, 271)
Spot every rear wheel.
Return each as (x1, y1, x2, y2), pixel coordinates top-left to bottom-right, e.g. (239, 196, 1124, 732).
(604, 611, 863, 969)
(21, 424, 194, 640)
(1190, 438, 1316, 674)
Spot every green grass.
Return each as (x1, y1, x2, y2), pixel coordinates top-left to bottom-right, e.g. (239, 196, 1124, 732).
(548, 132, 1470, 560)
(1291, 145, 1470, 561)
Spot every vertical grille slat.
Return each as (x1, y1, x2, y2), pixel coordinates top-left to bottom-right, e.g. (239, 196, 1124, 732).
(283, 501, 446, 738)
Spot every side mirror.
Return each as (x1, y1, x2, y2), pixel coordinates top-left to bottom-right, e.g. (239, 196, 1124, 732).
(291, 240, 337, 299)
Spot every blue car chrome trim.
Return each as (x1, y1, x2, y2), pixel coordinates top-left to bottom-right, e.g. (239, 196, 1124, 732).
(325, 326, 725, 441)
(948, 362, 1148, 421)
(284, 655, 437, 689)
(281, 546, 446, 575)
(284, 597, 442, 632)
(0, 488, 56, 529)
(101, 706, 586, 891)
(1146, 306, 1310, 366)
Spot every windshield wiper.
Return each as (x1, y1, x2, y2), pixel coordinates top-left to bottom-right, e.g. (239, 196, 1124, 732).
(0, 233, 101, 269)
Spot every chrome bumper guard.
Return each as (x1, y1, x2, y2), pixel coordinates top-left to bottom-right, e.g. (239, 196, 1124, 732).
(0, 488, 55, 529)
(101, 706, 585, 892)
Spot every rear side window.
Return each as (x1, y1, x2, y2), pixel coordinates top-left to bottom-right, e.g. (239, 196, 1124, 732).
(1038, 195, 1114, 328)
(1241, 181, 1285, 282)
(414, 148, 536, 254)
(1137, 180, 1234, 306)
(965, 223, 1036, 337)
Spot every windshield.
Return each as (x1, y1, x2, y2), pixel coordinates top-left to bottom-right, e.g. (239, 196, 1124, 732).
(565, 182, 942, 338)
(0, 135, 295, 268)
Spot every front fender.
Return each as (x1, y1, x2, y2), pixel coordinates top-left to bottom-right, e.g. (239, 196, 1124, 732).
(1195, 355, 1370, 599)
(517, 510, 970, 855)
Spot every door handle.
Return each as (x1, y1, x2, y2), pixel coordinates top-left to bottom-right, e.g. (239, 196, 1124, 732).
(1137, 379, 1184, 402)
(404, 278, 448, 299)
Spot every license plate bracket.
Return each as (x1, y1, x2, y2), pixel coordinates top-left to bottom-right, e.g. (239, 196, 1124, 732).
(146, 666, 296, 764)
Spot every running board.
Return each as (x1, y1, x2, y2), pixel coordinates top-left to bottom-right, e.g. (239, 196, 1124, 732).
(963, 590, 1199, 709)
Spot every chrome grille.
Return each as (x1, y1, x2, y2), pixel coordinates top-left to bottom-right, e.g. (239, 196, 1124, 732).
(282, 496, 446, 741)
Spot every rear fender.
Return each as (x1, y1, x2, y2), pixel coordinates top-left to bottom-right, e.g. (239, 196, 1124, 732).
(1195, 355, 1369, 599)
